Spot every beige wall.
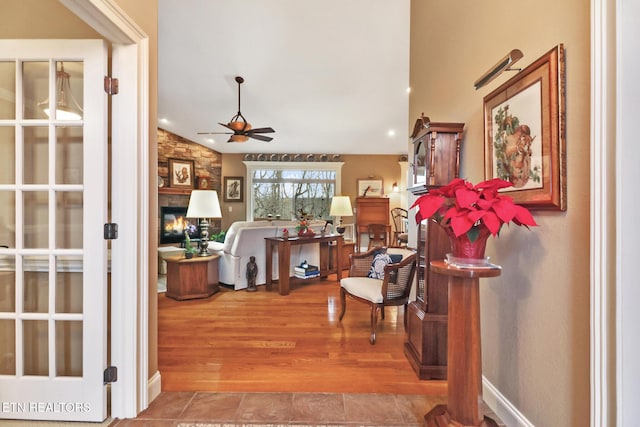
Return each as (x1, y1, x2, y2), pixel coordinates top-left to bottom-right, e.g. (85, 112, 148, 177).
(410, 1, 590, 426)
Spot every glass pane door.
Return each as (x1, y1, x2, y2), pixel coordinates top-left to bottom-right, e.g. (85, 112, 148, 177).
(0, 40, 107, 422)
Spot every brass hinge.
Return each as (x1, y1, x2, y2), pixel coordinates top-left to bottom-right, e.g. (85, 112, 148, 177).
(103, 366, 118, 384)
(104, 76, 119, 95)
(104, 223, 118, 240)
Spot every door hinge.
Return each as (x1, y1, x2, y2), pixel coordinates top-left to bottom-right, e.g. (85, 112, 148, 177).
(104, 76, 119, 95)
(104, 366, 118, 384)
(104, 223, 118, 240)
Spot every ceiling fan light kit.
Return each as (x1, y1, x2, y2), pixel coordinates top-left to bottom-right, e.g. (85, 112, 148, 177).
(197, 76, 275, 143)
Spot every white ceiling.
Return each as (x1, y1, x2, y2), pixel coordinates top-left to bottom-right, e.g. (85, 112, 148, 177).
(158, 0, 410, 155)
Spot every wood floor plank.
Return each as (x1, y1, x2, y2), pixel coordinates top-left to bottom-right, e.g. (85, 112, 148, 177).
(158, 276, 447, 395)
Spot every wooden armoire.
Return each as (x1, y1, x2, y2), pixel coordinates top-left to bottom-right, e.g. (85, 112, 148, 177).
(355, 197, 390, 250)
(404, 114, 464, 379)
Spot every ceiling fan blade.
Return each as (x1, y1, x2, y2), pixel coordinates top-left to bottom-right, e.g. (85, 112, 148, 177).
(218, 122, 236, 131)
(248, 133, 273, 142)
(246, 127, 275, 134)
(197, 131, 233, 135)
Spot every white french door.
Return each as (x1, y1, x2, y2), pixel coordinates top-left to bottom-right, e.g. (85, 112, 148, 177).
(0, 39, 108, 422)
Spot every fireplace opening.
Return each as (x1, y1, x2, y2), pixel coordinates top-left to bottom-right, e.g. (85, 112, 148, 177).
(160, 206, 200, 245)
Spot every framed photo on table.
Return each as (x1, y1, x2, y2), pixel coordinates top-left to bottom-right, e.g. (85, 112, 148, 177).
(168, 158, 195, 189)
(483, 44, 566, 211)
(224, 176, 244, 202)
(357, 179, 384, 197)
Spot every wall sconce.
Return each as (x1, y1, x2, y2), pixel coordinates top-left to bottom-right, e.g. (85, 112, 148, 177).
(38, 62, 83, 120)
(186, 190, 222, 256)
(474, 49, 523, 90)
(392, 182, 399, 193)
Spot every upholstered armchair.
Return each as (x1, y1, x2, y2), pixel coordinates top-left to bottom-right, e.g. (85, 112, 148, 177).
(339, 247, 417, 344)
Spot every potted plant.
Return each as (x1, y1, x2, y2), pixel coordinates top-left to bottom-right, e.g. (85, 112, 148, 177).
(410, 178, 537, 260)
(184, 230, 197, 259)
(295, 209, 316, 237)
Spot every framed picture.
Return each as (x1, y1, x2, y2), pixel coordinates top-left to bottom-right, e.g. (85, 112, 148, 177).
(483, 44, 566, 211)
(198, 176, 210, 189)
(224, 176, 244, 202)
(357, 179, 384, 197)
(168, 158, 195, 189)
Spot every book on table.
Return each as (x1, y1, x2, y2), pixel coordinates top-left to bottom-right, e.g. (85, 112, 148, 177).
(294, 264, 319, 279)
(295, 271, 320, 279)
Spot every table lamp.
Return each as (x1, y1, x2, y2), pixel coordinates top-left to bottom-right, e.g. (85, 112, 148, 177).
(186, 190, 222, 256)
(329, 196, 353, 235)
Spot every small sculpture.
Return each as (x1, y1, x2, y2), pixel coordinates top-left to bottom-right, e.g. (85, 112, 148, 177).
(246, 256, 258, 292)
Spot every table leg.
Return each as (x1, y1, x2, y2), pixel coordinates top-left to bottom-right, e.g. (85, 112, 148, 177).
(336, 236, 342, 281)
(277, 240, 291, 295)
(265, 240, 273, 291)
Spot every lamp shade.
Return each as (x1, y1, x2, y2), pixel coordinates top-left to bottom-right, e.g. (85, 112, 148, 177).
(186, 190, 222, 218)
(329, 196, 353, 217)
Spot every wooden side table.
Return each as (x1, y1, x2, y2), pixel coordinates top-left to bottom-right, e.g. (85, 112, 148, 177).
(265, 234, 343, 296)
(165, 254, 220, 301)
(424, 260, 501, 427)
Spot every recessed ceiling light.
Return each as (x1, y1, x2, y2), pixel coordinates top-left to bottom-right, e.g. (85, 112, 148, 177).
(206, 138, 214, 144)
(387, 129, 396, 137)
(159, 118, 169, 124)
(406, 87, 411, 93)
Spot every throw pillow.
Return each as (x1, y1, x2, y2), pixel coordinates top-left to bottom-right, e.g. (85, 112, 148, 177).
(368, 252, 392, 279)
(389, 253, 403, 264)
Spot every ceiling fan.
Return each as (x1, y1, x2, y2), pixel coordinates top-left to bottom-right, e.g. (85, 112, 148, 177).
(197, 76, 275, 143)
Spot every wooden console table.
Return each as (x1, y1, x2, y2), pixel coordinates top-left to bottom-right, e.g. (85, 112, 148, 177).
(424, 260, 501, 427)
(165, 254, 220, 301)
(265, 234, 344, 296)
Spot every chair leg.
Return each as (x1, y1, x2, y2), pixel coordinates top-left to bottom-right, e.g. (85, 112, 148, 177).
(339, 287, 347, 321)
(381, 306, 385, 320)
(369, 304, 378, 345)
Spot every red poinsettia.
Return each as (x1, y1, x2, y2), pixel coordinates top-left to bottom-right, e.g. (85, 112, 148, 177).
(410, 178, 538, 240)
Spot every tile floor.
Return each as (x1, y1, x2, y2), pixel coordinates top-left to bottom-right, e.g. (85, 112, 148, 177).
(108, 391, 452, 426)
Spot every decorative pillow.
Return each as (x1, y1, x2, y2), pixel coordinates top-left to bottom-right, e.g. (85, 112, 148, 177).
(368, 252, 392, 279)
(389, 253, 403, 264)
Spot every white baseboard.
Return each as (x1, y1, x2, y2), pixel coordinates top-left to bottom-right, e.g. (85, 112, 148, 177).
(482, 376, 535, 427)
(147, 371, 162, 405)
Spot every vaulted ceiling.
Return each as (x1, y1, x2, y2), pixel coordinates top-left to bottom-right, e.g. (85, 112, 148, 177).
(158, 0, 410, 155)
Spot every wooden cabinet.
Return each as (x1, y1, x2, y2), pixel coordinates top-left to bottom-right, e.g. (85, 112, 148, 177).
(355, 197, 390, 250)
(330, 240, 355, 271)
(404, 222, 450, 379)
(165, 254, 219, 300)
(408, 114, 464, 196)
(404, 114, 464, 380)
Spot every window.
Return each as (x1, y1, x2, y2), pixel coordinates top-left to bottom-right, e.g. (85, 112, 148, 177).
(244, 161, 344, 221)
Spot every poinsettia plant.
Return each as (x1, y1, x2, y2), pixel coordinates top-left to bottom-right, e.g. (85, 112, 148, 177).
(410, 178, 538, 241)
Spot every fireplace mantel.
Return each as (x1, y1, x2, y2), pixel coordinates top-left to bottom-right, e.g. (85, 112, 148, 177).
(159, 187, 192, 196)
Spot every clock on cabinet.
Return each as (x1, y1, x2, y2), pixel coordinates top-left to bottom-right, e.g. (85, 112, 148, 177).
(403, 114, 465, 380)
(408, 114, 464, 195)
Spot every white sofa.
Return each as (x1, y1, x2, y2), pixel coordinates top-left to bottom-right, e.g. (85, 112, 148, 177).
(209, 220, 327, 290)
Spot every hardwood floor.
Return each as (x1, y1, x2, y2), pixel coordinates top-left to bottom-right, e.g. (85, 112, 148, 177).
(109, 274, 505, 426)
(158, 274, 445, 395)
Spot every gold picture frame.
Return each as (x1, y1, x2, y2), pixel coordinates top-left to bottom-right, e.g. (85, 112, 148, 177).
(483, 44, 566, 211)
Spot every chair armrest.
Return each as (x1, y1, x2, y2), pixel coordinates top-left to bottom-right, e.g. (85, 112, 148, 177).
(381, 251, 417, 301)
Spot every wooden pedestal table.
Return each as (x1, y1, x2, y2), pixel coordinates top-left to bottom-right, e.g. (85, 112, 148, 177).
(165, 254, 220, 301)
(424, 260, 501, 427)
(265, 234, 343, 296)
